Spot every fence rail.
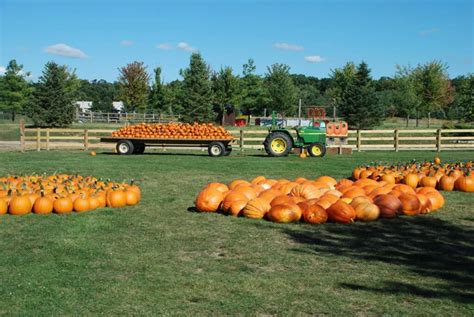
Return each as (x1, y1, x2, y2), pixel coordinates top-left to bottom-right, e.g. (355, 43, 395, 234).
(75, 111, 181, 123)
(19, 122, 474, 152)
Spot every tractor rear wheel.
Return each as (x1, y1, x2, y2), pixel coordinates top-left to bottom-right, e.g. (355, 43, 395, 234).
(264, 132, 292, 157)
(307, 142, 326, 157)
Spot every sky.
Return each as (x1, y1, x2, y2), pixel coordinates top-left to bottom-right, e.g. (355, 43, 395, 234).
(0, 0, 472, 82)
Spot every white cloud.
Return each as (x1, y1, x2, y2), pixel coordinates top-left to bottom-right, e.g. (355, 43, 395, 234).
(419, 28, 440, 36)
(177, 42, 197, 52)
(304, 55, 325, 63)
(120, 40, 134, 47)
(44, 43, 88, 59)
(0, 66, 5, 75)
(274, 42, 304, 51)
(156, 43, 173, 50)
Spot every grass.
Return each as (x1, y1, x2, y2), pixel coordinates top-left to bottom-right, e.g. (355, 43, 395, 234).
(0, 150, 473, 315)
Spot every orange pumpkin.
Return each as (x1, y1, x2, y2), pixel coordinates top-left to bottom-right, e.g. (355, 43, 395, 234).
(206, 182, 229, 193)
(437, 175, 455, 191)
(267, 204, 302, 223)
(125, 189, 140, 206)
(74, 197, 90, 212)
(326, 200, 356, 223)
(454, 174, 474, 192)
(420, 176, 437, 188)
(33, 196, 53, 214)
(270, 195, 296, 207)
(195, 188, 224, 212)
(53, 197, 73, 214)
(416, 193, 432, 214)
(373, 194, 402, 218)
(229, 200, 247, 216)
(290, 183, 322, 200)
(222, 191, 248, 212)
(399, 193, 421, 216)
(243, 198, 271, 219)
(234, 186, 257, 200)
(0, 198, 8, 215)
(302, 204, 328, 224)
(403, 173, 420, 189)
(354, 203, 380, 221)
(9, 195, 32, 215)
(425, 191, 445, 210)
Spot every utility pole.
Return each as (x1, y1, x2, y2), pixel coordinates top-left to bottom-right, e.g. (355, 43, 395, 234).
(333, 105, 336, 121)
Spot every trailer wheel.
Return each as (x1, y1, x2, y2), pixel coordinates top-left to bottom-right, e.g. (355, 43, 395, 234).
(116, 140, 135, 155)
(224, 148, 232, 156)
(133, 142, 145, 154)
(208, 142, 225, 157)
(307, 142, 326, 157)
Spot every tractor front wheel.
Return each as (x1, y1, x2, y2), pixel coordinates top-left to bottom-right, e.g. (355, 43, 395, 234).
(307, 143, 326, 157)
(264, 132, 293, 157)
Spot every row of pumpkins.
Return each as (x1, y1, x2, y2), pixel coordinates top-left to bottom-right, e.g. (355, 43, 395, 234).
(0, 174, 141, 215)
(194, 175, 446, 224)
(111, 122, 233, 140)
(352, 158, 474, 192)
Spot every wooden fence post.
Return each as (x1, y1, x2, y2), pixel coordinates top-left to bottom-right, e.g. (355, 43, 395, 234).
(84, 129, 89, 150)
(46, 129, 50, 151)
(19, 119, 25, 152)
(356, 129, 361, 152)
(436, 129, 442, 152)
(394, 129, 399, 152)
(239, 129, 244, 151)
(107, 113, 110, 123)
(36, 128, 41, 151)
(90, 112, 93, 123)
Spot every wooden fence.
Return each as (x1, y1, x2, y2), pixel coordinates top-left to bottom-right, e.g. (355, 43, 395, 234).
(19, 123, 474, 152)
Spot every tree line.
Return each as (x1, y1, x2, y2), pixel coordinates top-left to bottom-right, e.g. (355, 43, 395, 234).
(0, 54, 472, 128)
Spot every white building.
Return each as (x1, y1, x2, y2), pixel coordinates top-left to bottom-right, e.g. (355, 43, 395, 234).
(112, 101, 124, 112)
(75, 101, 93, 112)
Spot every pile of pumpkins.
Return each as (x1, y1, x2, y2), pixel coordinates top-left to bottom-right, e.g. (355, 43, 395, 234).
(194, 175, 446, 224)
(352, 158, 474, 193)
(111, 122, 233, 140)
(0, 174, 141, 215)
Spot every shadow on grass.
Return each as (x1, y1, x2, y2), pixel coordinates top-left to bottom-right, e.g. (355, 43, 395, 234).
(282, 216, 474, 303)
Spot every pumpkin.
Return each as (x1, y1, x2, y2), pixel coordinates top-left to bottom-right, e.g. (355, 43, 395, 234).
(222, 191, 248, 212)
(206, 182, 229, 193)
(125, 189, 140, 206)
(302, 204, 328, 224)
(454, 174, 474, 192)
(425, 191, 445, 210)
(438, 175, 455, 191)
(53, 197, 73, 214)
(270, 195, 296, 207)
(354, 203, 380, 221)
(399, 193, 421, 216)
(326, 200, 356, 223)
(234, 186, 257, 200)
(107, 189, 127, 208)
(315, 176, 337, 189)
(9, 195, 32, 215)
(279, 182, 299, 195)
(420, 176, 437, 188)
(290, 183, 322, 200)
(350, 196, 373, 209)
(228, 179, 251, 190)
(267, 204, 302, 223)
(404, 173, 420, 189)
(258, 189, 282, 203)
(434, 157, 441, 164)
(251, 176, 266, 185)
(381, 174, 396, 184)
(74, 197, 90, 212)
(373, 194, 402, 218)
(342, 187, 366, 199)
(416, 193, 432, 214)
(0, 198, 8, 215)
(88, 196, 100, 210)
(33, 195, 53, 214)
(229, 200, 247, 216)
(90, 151, 97, 156)
(195, 188, 224, 212)
(243, 198, 271, 219)
(393, 184, 416, 195)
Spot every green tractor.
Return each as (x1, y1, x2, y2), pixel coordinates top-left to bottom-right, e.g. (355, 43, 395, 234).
(263, 111, 327, 157)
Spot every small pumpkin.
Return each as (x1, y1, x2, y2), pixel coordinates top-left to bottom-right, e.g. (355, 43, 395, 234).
(0, 198, 8, 215)
(9, 195, 32, 215)
(33, 194, 53, 214)
(74, 196, 90, 212)
(106, 189, 127, 208)
(53, 197, 74, 214)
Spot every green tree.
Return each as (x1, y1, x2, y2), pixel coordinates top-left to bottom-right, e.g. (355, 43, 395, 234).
(393, 66, 422, 126)
(0, 59, 32, 121)
(326, 62, 357, 113)
(118, 61, 150, 113)
(265, 63, 297, 115)
(149, 67, 168, 113)
(240, 59, 269, 115)
(449, 75, 474, 121)
(77, 79, 118, 112)
(25, 61, 79, 127)
(334, 62, 382, 128)
(180, 53, 214, 122)
(212, 66, 240, 124)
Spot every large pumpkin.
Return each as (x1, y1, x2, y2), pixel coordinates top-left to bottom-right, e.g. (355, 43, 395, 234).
(301, 204, 328, 224)
(206, 182, 229, 193)
(233, 186, 257, 201)
(222, 191, 248, 212)
(290, 183, 322, 200)
(195, 188, 224, 212)
(267, 204, 302, 223)
(270, 195, 296, 207)
(354, 203, 380, 221)
(229, 200, 247, 216)
(243, 198, 271, 219)
(258, 189, 283, 203)
(425, 191, 445, 210)
(399, 193, 421, 216)
(373, 194, 402, 218)
(326, 200, 356, 223)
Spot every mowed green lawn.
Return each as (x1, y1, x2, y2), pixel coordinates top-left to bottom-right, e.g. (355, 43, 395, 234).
(0, 150, 473, 315)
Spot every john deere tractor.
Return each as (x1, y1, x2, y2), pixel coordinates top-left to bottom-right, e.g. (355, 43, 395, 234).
(263, 112, 326, 157)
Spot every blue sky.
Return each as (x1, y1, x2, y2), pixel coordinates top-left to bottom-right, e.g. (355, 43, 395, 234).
(0, 0, 472, 82)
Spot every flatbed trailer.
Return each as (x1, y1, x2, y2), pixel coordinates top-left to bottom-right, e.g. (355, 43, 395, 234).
(100, 137, 234, 157)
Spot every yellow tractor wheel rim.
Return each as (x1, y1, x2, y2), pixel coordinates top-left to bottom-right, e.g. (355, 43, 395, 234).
(271, 138, 287, 154)
(311, 145, 321, 156)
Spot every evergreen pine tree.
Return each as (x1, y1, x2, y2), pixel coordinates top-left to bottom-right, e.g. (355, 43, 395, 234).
(0, 59, 32, 121)
(180, 53, 214, 122)
(240, 59, 269, 115)
(25, 62, 79, 127)
(149, 67, 168, 113)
